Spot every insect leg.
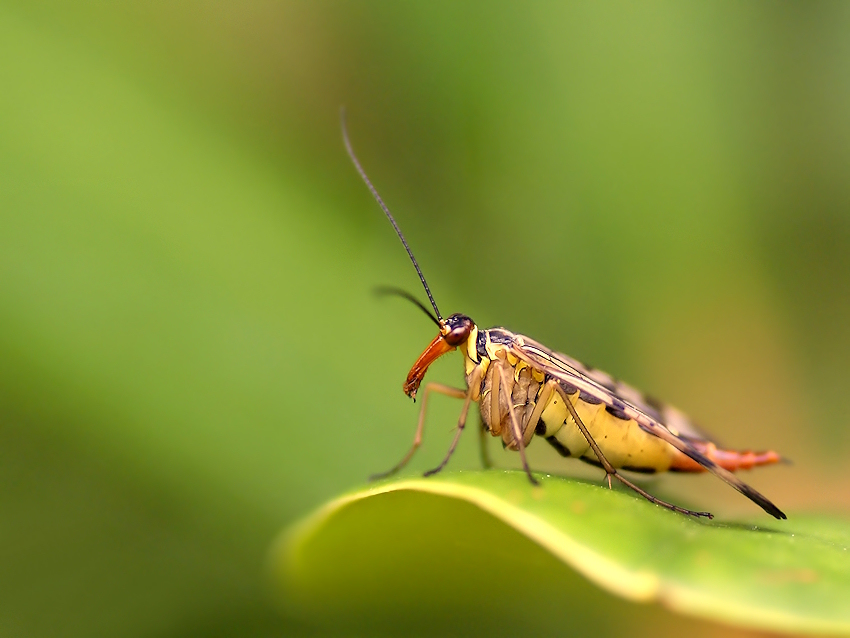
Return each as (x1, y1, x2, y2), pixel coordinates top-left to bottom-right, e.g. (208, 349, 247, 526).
(496, 366, 540, 486)
(554, 383, 713, 519)
(478, 414, 493, 469)
(370, 382, 466, 481)
(523, 380, 556, 444)
(489, 361, 502, 437)
(423, 367, 485, 477)
(636, 420, 786, 519)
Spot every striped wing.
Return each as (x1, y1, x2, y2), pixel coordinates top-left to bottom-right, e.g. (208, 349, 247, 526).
(511, 334, 785, 519)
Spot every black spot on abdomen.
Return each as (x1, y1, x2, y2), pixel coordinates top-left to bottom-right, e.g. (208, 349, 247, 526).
(546, 436, 571, 458)
(579, 457, 604, 469)
(622, 465, 657, 474)
(579, 391, 603, 405)
(558, 380, 578, 395)
(604, 405, 630, 420)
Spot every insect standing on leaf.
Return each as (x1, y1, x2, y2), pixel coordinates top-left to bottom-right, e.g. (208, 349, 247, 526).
(341, 112, 786, 520)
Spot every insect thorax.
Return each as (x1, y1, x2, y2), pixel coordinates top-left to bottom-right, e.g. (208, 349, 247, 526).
(463, 328, 541, 446)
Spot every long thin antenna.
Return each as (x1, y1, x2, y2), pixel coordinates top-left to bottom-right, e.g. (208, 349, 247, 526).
(340, 108, 443, 322)
(374, 286, 441, 328)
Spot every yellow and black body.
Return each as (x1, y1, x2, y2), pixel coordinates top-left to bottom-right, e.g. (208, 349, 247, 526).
(402, 313, 784, 519)
(342, 111, 785, 520)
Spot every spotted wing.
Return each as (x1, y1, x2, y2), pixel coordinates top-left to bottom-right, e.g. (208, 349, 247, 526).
(511, 334, 785, 519)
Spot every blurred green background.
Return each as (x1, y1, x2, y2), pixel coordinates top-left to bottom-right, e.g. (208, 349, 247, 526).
(1, 2, 848, 637)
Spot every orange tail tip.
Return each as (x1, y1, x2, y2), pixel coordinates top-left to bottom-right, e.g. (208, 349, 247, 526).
(670, 443, 783, 473)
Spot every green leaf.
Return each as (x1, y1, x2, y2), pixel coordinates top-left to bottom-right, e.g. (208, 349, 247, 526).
(271, 471, 850, 636)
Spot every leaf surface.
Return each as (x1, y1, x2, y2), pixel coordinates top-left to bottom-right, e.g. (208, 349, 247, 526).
(272, 471, 850, 636)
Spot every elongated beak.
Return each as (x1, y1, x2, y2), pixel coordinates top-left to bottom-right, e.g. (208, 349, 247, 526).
(403, 334, 455, 399)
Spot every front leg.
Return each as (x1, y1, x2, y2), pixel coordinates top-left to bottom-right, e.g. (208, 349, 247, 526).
(423, 366, 485, 477)
(370, 382, 466, 481)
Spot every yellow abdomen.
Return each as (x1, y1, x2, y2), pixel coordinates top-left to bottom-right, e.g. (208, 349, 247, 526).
(537, 389, 678, 472)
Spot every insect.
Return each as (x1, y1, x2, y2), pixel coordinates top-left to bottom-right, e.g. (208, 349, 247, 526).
(342, 113, 786, 520)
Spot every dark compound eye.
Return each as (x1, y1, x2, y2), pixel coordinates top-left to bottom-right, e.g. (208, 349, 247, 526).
(443, 314, 474, 346)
